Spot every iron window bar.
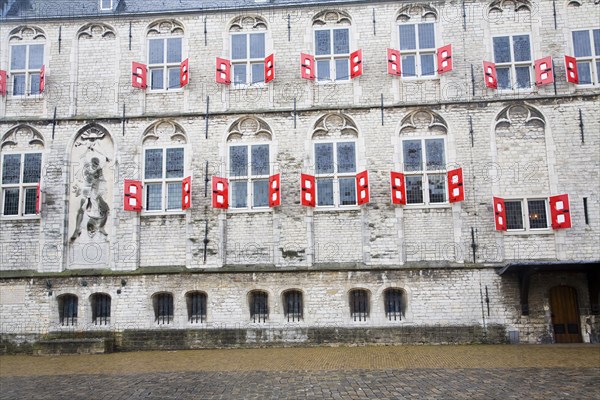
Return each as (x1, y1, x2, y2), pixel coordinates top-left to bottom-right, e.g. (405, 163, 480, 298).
(284, 291, 303, 322)
(350, 290, 368, 322)
(385, 289, 403, 321)
(251, 291, 268, 323)
(92, 293, 111, 326)
(59, 295, 78, 326)
(188, 292, 207, 324)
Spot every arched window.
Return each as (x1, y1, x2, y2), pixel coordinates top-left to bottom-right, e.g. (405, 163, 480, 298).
(349, 289, 369, 322)
(396, 5, 439, 78)
(312, 10, 352, 82)
(153, 292, 174, 325)
(90, 293, 111, 326)
(229, 16, 269, 85)
(8, 26, 46, 96)
(146, 19, 185, 91)
(384, 289, 404, 321)
(186, 291, 207, 323)
(283, 290, 303, 322)
(249, 290, 269, 323)
(57, 294, 78, 326)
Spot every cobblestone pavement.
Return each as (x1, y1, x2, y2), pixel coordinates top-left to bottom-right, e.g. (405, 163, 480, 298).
(1, 345, 599, 399)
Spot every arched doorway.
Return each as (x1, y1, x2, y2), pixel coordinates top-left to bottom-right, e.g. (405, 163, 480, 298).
(549, 286, 582, 343)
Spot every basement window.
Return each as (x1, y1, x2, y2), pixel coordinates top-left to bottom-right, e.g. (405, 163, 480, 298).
(153, 292, 174, 325)
(186, 291, 207, 324)
(58, 294, 78, 326)
(250, 291, 269, 323)
(349, 289, 369, 322)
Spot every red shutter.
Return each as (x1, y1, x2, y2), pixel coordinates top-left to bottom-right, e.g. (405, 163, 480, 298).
(437, 44, 452, 73)
(0, 70, 6, 96)
(356, 170, 370, 205)
(300, 174, 315, 207)
(269, 173, 281, 207)
(264, 53, 274, 83)
(483, 61, 498, 89)
(216, 58, 231, 85)
(534, 56, 554, 86)
(39, 65, 45, 93)
(387, 48, 401, 76)
(131, 62, 147, 89)
(180, 58, 189, 87)
(350, 49, 363, 79)
(212, 176, 228, 209)
(549, 194, 572, 229)
(493, 197, 507, 231)
(182, 176, 192, 210)
(447, 168, 465, 203)
(390, 171, 406, 205)
(565, 55, 579, 84)
(124, 180, 142, 212)
(301, 53, 315, 80)
(36, 182, 41, 214)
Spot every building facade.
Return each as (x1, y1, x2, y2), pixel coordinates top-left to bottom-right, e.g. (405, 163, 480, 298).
(0, 0, 599, 352)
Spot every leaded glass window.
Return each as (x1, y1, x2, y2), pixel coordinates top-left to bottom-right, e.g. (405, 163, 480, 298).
(143, 147, 185, 212)
(572, 29, 600, 85)
(402, 138, 446, 205)
(314, 141, 357, 207)
(229, 144, 270, 209)
(493, 34, 532, 90)
(314, 28, 350, 81)
(1, 152, 42, 216)
(399, 23, 436, 77)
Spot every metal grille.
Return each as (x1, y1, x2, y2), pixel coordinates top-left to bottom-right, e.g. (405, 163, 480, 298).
(154, 293, 173, 325)
(385, 289, 403, 321)
(527, 200, 548, 229)
(250, 291, 268, 323)
(284, 291, 303, 322)
(187, 292, 207, 324)
(350, 290, 369, 322)
(91, 293, 111, 326)
(58, 294, 78, 326)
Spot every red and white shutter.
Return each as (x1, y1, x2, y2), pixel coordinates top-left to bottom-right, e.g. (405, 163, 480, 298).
(549, 194, 572, 229)
(0, 70, 7, 96)
(564, 55, 579, 84)
(356, 170, 370, 205)
(483, 61, 498, 89)
(216, 58, 231, 85)
(212, 177, 228, 209)
(180, 58, 189, 87)
(350, 49, 363, 79)
(447, 168, 464, 203)
(387, 48, 401, 76)
(390, 172, 406, 205)
(300, 174, 315, 207)
(36, 182, 41, 214)
(131, 62, 147, 89)
(301, 53, 315, 80)
(264, 53, 275, 83)
(269, 173, 281, 207)
(437, 44, 452, 73)
(493, 197, 507, 231)
(39, 65, 45, 93)
(182, 176, 192, 210)
(534, 56, 554, 86)
(124, 180, 142, 212)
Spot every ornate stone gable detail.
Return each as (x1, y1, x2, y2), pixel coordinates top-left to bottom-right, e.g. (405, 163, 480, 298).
(9, 26, 46, 42)
(147, 19, 184, 36)
(77, 23, 116, 39)
(495, 104, 545, 139)
(1, 125, 45, 151)
(396, 4, 438, 22)
(312, 10, 352, 26)
(143, 120, 187, 145)
(312, 113, 358, 139)
(489, 0, 532, 13)
(229, 15, 268, 31)
(399, 110, 448, 136)
(227, 116, 272, 142)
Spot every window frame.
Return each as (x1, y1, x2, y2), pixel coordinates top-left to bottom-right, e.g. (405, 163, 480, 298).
(142, 145, 186, 214)
(571, 28, 600, 86)
(186, 291, 207, 324)
(227, 141, 272, 211)
(384, 288, 403, 321)
(147, 35, 184, 92)
(230, 31, 268, 87)
(397, 21, 438, 79)
(349, 289, 369, 322)
(249, 290, 269, 323)
(90, 293, 111, 326)
(100, 0, 113, 10)
(313, 26, 352, 84)
(313, 139, 358, 209)
(0, 150, 42, 219)
(504, 197, 552, 234)
(283, 290, 303, 322)
(492, 33, 534, 91)
(58, 294, 78, 327)
(153, 292, 174, 325)
(9, 42, 44, 97)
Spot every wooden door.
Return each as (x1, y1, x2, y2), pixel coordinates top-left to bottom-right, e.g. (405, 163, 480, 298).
(549, 286, 582, 343)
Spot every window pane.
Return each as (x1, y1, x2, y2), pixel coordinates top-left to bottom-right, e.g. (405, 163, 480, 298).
(515, 66, 531, 88)
(12, 75, 25, 96)
(333, 29, 349, 54)
(315, 143, 334, 174)
(401, 55, 416, 77)
(505, 201, 523, 230)
(231, 34, 247, 60)
(421, 54, 435, 76)
(403, 140, 422, 172)
(428, 174, 446, 203)
(166, 38, 182, 63)
(594, 29, 600, 56)
(166, 148, 184, 178)
(149, 39, 164, 64)
(497, 67, 511, 89)
(28, 44, 44, 69)
(24, 188, 38, 214)
(253, 180, 269, 207)
(337, 142, 356, 173)
(339, 178, 356, 206)
(168, 67, 180, 89)
(317, 60, 330, 81)
(317, 178, 334, 206)
(3, 189, 19, 215)
(231, 181, 248, 208)
(29, 74, 41, 95)
(233, 64, 247, 85)
(577, 62, 592, 84)
(425, 139, 445, 170)
(23, 153, 42, 184)
(315, 30, 331, 56)
(335, 58, 349, 80)
(2, 154, 21, 184)
(513, 35, 531, 62)
(10, 45, 26, 69)
(251, 145, 269, 176)
(101, 0, 112, 8)
(150, 68, 164, 90)
(251, 63, 265, 84)
(230, 146, 248, 177)
(144, 149, 163, 179)
(145, 184, 162, 211)
(528, 200, 548, 229)
(406, 176, 423, 204)
(167, 182, 181, 210)
(249, 33, 265, 59)
(418, 23, 435, 49)
(573, 30, 592, 58)
(399, 25, 416, 51)
(493, 36, 511, 63)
